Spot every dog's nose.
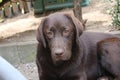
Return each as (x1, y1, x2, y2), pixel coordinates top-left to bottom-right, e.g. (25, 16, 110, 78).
(55, 49, 64, 56)
(55, 52, 63, 56)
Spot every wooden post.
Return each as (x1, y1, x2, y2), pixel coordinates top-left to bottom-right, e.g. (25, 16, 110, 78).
(73, 0, 83, 23)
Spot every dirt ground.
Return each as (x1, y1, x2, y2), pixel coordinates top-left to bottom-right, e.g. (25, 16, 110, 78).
(0, 0, 114, 40)
(0, 0, 116, 80)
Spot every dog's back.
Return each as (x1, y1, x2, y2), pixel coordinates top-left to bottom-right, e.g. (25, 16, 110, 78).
(79, 32, 117, 79)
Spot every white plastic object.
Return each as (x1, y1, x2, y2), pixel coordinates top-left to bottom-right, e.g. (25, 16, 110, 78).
(0, 56, 27, 80)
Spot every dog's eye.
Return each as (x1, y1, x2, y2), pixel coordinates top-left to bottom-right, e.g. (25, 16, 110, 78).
(63, 29, 69, 36)
(46, 31, 54, 39)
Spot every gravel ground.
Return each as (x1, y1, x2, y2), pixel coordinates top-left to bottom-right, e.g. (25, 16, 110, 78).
(15, 62, 39, 80)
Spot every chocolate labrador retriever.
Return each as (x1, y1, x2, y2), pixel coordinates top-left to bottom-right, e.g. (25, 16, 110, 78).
(36, 12, 120, 80)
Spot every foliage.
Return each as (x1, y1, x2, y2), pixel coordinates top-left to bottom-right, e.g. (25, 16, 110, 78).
(109, 0, 120, 28)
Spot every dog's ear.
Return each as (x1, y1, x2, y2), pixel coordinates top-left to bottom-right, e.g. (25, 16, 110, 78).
(64, 14, 84, 43)
(37, 18, 47, 48)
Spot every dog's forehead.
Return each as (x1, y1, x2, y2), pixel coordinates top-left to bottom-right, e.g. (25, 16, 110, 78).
(46, 13, 71, 25)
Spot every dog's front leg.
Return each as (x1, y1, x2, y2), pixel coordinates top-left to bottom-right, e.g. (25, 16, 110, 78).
(38, 73, 47, 80)
(71, 71, 87, 80)
(40, 74, 53, 80)
(79, 71, 87, 80)
(65, 70, 87, 80)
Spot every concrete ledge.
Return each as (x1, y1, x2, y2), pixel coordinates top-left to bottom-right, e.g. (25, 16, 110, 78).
(0, 41, 37, 65)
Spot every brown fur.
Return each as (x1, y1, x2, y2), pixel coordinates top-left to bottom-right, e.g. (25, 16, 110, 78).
(36, 12, 119, 80)
(97, 37, 120, 80)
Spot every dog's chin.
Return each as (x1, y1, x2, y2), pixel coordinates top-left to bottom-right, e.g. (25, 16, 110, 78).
(53, 60, 64, 66)
(52, 57, 71, 66)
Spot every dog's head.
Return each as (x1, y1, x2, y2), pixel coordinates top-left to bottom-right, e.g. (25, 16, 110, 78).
(37, 12, 84, 65)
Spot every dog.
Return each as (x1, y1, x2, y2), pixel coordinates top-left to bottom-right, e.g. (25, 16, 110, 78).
(36, 12, 120, 80)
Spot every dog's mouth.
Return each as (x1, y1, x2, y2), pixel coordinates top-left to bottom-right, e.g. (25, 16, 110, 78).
(54, 55, 64, 62)
(53, 58, 65, 66)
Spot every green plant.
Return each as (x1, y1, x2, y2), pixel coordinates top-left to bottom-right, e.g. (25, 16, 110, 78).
(109, 0, 120, 29)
